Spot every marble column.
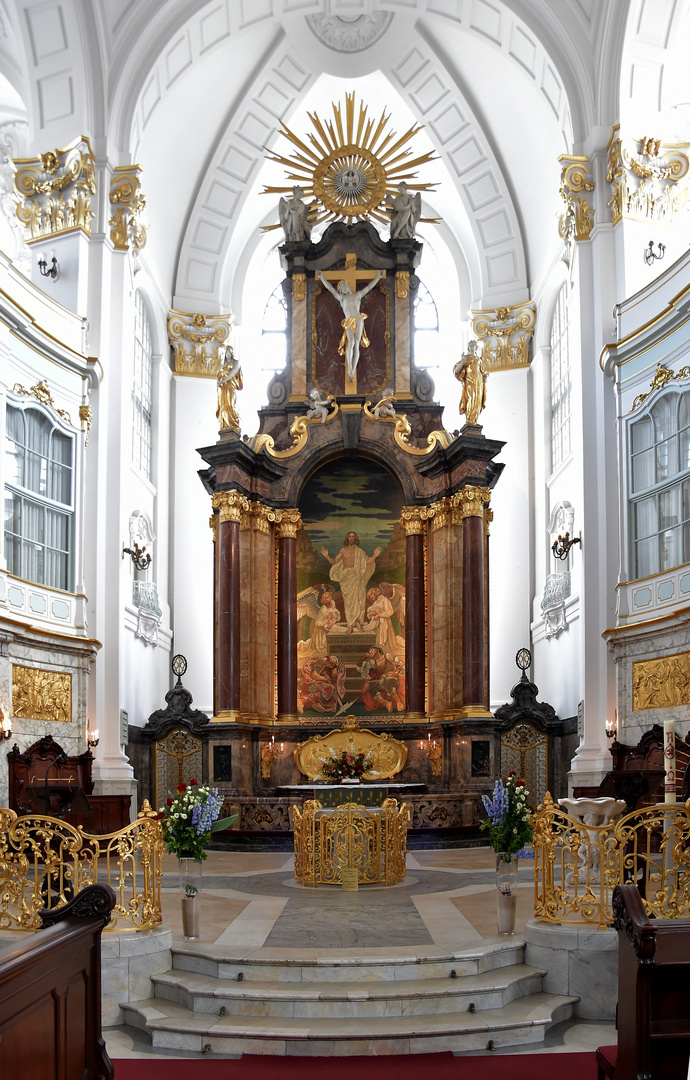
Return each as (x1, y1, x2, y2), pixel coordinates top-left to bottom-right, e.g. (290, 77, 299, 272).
(211, 490, 248, 721)
(273, 509, 302, 722)
(401, 507, 432, 718)
(455, 486, 492, 717)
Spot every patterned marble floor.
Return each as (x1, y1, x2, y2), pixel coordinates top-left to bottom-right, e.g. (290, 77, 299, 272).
(104, 846, 615, 1058)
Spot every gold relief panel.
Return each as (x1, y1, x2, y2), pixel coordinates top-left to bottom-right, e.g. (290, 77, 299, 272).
(12, 665, 72, 723)
(211, 490, 250, 524)
(168, 310, 233, 378)
(632, 652, 690, 711)
(558, 155, 595, 242)
(606, 128, 689, 226)
(471, 303, 535, 373)
(292, 273, 306, 302)
(109, 165, 147, 252)
(14, 137, 96, 242)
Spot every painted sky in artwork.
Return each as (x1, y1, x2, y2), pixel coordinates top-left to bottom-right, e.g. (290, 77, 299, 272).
(299, 459, 403, 553)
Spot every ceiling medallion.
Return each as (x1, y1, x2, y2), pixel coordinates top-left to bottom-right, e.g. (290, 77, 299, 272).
(263, 92, 438, 227)
(305, 13, 393, 53)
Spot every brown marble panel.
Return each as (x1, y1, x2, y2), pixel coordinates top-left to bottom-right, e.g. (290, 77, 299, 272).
(462, 515, 485, 707)
(405, 531, 425, 714)
(277, 536, 297, 718)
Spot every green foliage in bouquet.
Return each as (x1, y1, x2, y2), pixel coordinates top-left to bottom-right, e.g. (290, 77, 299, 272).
(480, 772, 534, 859)
(157, 779, 237, 860)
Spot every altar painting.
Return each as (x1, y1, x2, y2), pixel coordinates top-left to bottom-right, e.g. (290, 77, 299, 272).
(297, 459, 405, 717)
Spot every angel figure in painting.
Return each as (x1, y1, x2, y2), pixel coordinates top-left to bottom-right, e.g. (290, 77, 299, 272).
(297, 586, 342, 655)
(316, 268, 384, 382)
(305, 387, 332, 423)
(278, 186, 317, 243)
(320, 531, 381, 633)
(454, 339, 487, 427)
(386, 182, 422, 240)
(216, 346, 243, 432)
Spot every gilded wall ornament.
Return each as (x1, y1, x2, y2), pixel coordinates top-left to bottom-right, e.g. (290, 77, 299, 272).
(253, 398, 339, 459)
(292, 273, 306, 302)
(558, 155, 595, 243)
(168, 310, 233, 378)
(395, 271, 409, 299)
(14, 136, 96, 242)
(632, 362, 690, 411)
(361, 399, 450, 456)
(471, 302, 535, 373)
(606, 129, 689, 225)
(12, 380, 73, 426)
(109, 165, 147, 252)
(12, 665, 72, 723)
(632, 651, 690, 711)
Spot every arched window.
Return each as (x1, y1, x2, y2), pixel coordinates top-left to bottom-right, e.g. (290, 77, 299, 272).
(413, 280, 439, 368)
(4, 403, 74, 590)
(550, 283, 571, 472)
(132, 291, 153, 479)
(629, 389, 690, 578)
(261, 284, 288, 372)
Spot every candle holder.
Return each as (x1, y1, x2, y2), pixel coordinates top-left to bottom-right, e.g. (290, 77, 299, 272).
(261, 736, 284, 780)
(87, 727, 100, 748)
(419, 734, 442, 777)
(605, 712, 617, 740)
(0, 709, 11, 741)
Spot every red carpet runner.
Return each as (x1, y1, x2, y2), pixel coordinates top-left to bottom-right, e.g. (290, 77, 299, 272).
(112, 1050, 599, 1079)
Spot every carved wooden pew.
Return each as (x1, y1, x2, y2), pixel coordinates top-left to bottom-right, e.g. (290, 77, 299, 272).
(0, 883, 116, 1080)
(604, 882, 690, 1079)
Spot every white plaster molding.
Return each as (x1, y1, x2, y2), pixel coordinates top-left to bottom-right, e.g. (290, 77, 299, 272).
(128, 509, 156, 551)
(305, 13, 393, 52)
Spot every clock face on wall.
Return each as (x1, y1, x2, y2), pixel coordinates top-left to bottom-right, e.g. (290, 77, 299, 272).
(172, 654, 187, 678)
(516, 648, 531, 672)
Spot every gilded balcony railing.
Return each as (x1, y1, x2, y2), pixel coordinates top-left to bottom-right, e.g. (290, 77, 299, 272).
(533, 793, 690, 927)
(293, 797, 408, 886)
(0, 800, 164, 931)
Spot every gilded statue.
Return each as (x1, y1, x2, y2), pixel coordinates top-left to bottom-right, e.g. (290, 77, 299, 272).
(454, 340, 487, 426)
(216, 346, 242, 432)
(316, 268, 384, 382)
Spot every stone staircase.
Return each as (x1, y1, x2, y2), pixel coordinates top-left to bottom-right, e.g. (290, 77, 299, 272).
(121, 938, 577, 1056)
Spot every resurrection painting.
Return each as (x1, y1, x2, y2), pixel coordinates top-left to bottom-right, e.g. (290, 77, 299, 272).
(297, 458, 405, 717)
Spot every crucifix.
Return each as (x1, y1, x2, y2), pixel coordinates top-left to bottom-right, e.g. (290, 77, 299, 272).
(316, 253, 385, 393)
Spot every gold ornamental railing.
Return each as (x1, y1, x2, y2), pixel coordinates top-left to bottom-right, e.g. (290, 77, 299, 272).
(293, 797, 408, 886)
(533, 794, 690, 927)
(0, 801, 164, 931)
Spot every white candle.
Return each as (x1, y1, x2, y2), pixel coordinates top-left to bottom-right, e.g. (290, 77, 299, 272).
(664, 719, 676, 804)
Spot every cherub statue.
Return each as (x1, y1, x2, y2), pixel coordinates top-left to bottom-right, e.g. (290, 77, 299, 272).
(216, 346, 242, 432)
(373, 388, 396, 419)
(316, 268, 384, 382)
(305, 387, 332, 423)
(453, 340, 487, 426)
(278, 186, 317, 243)
(386, 182, 422, 239)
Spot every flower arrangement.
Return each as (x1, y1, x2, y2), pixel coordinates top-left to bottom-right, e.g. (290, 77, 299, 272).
(480, 772, 534, 860)
(158, 779, 237, 861)
(319, 748, 372, 782)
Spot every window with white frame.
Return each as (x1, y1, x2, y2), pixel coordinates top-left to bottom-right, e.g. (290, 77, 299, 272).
(4, 403, 74, 591)
(261, 283, 288, 373)
(629, 389, 690, 579)
(413, 280, 439, 369)
(132, 290, 153, 479)
(550, 283, 571, 472)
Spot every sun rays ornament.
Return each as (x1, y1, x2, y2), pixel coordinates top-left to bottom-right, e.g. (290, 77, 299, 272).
(262, 92, 439, 232)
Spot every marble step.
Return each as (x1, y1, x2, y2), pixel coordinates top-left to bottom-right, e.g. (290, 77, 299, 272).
(171, 940, 525, 983)
(121, 991, 577, 1056)
(151, 962, 545, 1018)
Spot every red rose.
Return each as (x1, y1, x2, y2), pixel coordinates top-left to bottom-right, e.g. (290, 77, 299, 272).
(190, 778, 198, 785)
(166, 798, 174, 806)
(515, 781, 525, 787)
(177, 783, 187, 792)
(155, 812, 165, 820)
(508, 771, 516, 777)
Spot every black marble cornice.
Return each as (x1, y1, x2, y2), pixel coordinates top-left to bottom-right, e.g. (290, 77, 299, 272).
(197, 438, 287, 484)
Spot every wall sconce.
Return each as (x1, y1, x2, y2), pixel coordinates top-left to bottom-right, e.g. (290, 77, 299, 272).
(38, 251, 59, 280)
(0, 709, 11, 741)
(644, 240, 665, 265)
(605, 711, 617, 740)
(122, 542, 151, 571)
(261, 735, 283, 780)
(552, 532, 581, 561)
(87, 728, 100, 748)
(419, 731, 442, 777)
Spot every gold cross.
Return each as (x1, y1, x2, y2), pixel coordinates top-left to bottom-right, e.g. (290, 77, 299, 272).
(319, 254, 384, 393)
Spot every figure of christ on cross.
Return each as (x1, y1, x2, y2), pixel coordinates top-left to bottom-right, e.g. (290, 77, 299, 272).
(316, 254, 385, 390)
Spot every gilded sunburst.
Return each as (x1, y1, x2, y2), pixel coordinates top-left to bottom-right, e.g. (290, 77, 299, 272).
(263, 92, 438, 228)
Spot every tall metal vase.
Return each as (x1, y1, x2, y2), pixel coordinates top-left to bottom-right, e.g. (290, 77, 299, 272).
(496, 853, 518, 935)
(178, 856, 203, 940)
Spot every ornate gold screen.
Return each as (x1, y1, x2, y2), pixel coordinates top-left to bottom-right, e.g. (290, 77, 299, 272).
(154, 727, 203, 810)
(501, 722, 548, 805)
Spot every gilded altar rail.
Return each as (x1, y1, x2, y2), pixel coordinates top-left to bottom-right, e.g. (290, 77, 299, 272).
(533, 793, 690, 927)
(0, 801, 163, 931)
(293, 797, 408, 886)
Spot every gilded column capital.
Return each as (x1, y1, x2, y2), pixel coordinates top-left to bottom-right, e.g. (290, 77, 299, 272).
(292, 273, 306, 301)
(470, 303, 535, 373)
(429, 498, 451, 531)
(558, 155, 594, 243)
(606, 127, 689, 226)
(484, 506, 494, 536)
(209, 515, 218, 542)
(212, 490, 250, 524)
(14, 137, 96, 242)
(249, 501, 272, 533)
(451, 487, 491, 521)
(270, 508, 302, 538)
(400, 505, 434, 535)
(168, 309, 233, 378)
(109, 165, 147, 252)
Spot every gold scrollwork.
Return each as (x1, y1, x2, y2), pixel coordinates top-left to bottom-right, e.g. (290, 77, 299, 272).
(209, 515, 218, 542)
(395, 271, 409, 298)
(558, 155, 595, 241)
(292, 273, 306, 301)
(451, 487, 491, 521)
(484, 506, 494, 536)
(12, 381, 73, 427)
(253, 399, 340, 459)
(211, 490, 250, 524)
(109, 165, 147, 252)
(632, 362, 690, 412)
(362, 399, 450, 456)
(607, 129, 689, 225)
(12, 665, 71, 723)
(168, 310, 233, 379)
(471, 303, 536, 373)
(15, 137, 96, 242)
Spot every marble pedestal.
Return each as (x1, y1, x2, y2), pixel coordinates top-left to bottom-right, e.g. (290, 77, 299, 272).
(523, 918, 617, 1018)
